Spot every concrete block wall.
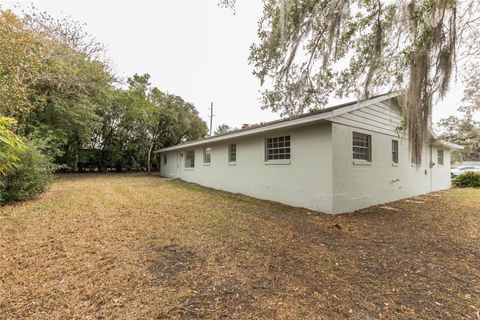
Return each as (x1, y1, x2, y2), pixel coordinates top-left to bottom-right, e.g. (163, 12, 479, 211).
(160, 97, 453, 214)
(331, 123, 452, 213)
(160, 122, 335, 213)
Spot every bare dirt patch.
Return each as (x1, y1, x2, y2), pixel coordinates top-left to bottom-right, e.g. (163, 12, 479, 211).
(148, 244, 198, 282)
(0, 174, 479, 319)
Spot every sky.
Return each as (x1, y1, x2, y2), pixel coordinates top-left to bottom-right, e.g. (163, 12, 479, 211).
(3, 0, 468, 132)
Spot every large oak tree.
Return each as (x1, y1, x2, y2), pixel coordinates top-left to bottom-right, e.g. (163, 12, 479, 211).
(222, 0, 480, 163)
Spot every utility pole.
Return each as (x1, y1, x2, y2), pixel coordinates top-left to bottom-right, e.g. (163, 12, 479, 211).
(208, 102, 215, 136)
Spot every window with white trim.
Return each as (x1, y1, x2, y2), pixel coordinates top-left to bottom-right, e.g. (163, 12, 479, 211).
(228, 144, 236, 162)
(265, 136, 290, 160)
(437, 149, 444, 165)
(203, 147, 211, 164)
(185, 150, 195, 168)
(392, 140, 399, 164)
(352, 132, 372, 162)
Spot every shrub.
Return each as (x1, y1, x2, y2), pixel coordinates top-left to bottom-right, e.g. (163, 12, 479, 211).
(0, 141, 54, 204)
(452, 171, 480, 188)
(0, 117, 26, 175)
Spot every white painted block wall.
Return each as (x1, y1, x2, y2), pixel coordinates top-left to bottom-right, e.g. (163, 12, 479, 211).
(160, 123, 335, 213)
(160, 99, 453, 214)
(431, 147, 452, 191)
(328, 99, 452, 213)
(331, 123, 452, 213)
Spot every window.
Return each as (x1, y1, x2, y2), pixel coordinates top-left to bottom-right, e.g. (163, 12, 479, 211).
(163, 154, 167, 165)
(437, 149, 444, 166)
(185, 150, 195, 168)
(228, 144, 236, 162)
(265, 136, 290, 160)
(352, 132, 372, 162)
(203, 147, 211, 164)
(392, 140, 399, 164)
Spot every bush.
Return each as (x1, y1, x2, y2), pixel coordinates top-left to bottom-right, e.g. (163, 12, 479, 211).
(0, 141, 54, 204)
(0, 117, 26, 175)
(452, 171, 480, 188)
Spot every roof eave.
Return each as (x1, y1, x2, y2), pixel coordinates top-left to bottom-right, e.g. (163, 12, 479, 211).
(154, 117, 330, 153)
(432, 139, 464, 150)
(155, 92, 400, 153)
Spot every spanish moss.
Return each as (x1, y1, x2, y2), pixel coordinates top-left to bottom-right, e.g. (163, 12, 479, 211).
(248, 0, 478, 164)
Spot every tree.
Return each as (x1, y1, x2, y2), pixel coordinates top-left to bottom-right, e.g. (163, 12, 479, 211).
(437, 114, 480, 162)
(0, 8, 209, 203)
(1, 8, 207, 178)
(92, 74, 208, 174)
(91, 89, 139, 172)
(437, 61, 480, 162)
(0, 10, 44, 116)
(462, 60, 480, 114)
(1, 8, 113, 170)
(145, 91, 208, 173)
(214, 124, 233, 135)
(130, 75, 162, 174)
(0, 117, 25, 175)
(223, 0, 480, 164)
(20, 52, 113, 170)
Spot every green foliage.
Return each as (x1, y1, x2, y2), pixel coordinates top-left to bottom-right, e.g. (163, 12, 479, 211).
(0, 10, 44, 115)
(438, 113, 480, 162)
(1, 8, 207, 179)
(453, 172, 480, 188)
(437, 61, 480, 162)
(1, 7, 114, 171)
(0, 117, 26, 175)
(247, 0, 479, 164)
(249, 0, 474, 112)
(0, 117, 50, 205)
(0, 141, 54, 204)
(23, 47, 113, 170)
(0, 7, 207, 206)
(215, 124, 233, 135)
(91, 74, 208, 173)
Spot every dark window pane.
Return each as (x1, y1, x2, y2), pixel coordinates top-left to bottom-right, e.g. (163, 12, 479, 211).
(352, 132, 371, 161)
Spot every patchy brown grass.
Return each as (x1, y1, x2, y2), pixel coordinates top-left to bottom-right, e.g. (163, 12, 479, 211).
(0, 173, 479, 319)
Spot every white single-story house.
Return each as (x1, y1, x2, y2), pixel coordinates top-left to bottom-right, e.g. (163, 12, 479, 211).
(155, 93, 462, 214)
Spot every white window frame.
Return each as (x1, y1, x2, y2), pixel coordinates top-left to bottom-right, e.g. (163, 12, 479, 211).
(392, 140, 399, 165)
(265, 136, 291, 163)
(437, 149, 444, 166)
(203, 147, 211, 165)
(352, 132, 372, 163)
(228, 143, 236, 163)
(185, 150, 195, 168)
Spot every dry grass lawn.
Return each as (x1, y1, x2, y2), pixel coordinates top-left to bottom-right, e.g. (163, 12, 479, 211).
(0, 173, 479, 319)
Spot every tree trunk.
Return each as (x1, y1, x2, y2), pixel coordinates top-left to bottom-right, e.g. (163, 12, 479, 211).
(147, 142, 154, 174)
(100, 148, 107, 173)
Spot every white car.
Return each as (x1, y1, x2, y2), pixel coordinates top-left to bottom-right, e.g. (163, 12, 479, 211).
(451, 166, 480, 177)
